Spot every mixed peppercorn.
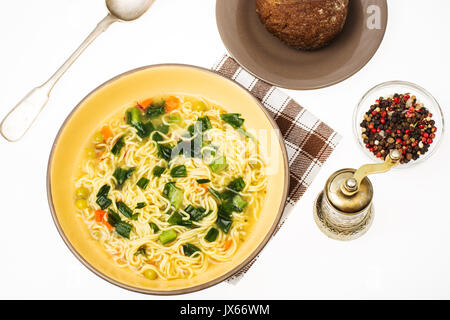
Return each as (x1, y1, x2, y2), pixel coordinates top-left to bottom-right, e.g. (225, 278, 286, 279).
(360, 93, 437, 164)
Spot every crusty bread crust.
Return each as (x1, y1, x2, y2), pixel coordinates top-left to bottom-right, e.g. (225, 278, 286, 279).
(255, 0, 349, 50)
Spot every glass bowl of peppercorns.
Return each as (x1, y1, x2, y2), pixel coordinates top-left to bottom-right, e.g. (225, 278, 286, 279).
(353, 81, 444, 168)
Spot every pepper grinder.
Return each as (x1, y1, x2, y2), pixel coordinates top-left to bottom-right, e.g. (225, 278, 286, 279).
(313, 149, 402, 241)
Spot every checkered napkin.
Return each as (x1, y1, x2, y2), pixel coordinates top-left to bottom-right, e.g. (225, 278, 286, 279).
(212, 55, 341, 283)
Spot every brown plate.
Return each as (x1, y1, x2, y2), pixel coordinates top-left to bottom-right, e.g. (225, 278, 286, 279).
(216, 0, 388, 90)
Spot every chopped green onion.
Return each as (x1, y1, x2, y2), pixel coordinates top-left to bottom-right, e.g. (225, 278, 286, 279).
(208, 187, 222, 201)
(152, 132, 164, 142)
(216, 217, 232, 234)
(116, 201, 134, 219)
(113, 167, 135, 188)
(115, 221, 132, 239)
(129, 107, 142, 125)
(96, 196, 112, 210)
(149, 222, 160, 233)
(205, 228, 219, 242)
(136, 202, 147, 209)
(187, 124, 196, 136)
(107, 209, 121, 227)
(184, 205, 206, 222)
(216, 205, 233, 233)
(220, 200, 236, 214)
(137, 177, 150, 190)
(220, 190, 235, 201)
(159, 229, 177, 244)
(168, 211, 193, 228)
(198, 116, 212, 131)
(170, 165, 187, 178)
(138, 121, 155, 139)
(157, 143, 173, 161)
(209, 156, 227, 173)
(236, 127, 255, 140)
(157, 124, 170, 134)
(131, 213, 139, 220)
(135, 245, 146, 256)
(228, 177, 245, 192)
(96, 184, 111, 198)
(183, 243, 201, 257)
(220, 113, 244, 129)
(196, 179, 210, 184)
(204, 210, 213, 217)
(163, 182, 184, 209)
(111, 136, 125, 156)
(152, 166, 166, 177)
(167, 114, 182, 124)
(232, 195, 248, 212)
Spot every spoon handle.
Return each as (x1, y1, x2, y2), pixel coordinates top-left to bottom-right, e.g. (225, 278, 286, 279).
(0, 14, 118, 142)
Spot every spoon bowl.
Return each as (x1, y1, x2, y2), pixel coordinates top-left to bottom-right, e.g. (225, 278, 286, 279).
(106, 0, 155, 21)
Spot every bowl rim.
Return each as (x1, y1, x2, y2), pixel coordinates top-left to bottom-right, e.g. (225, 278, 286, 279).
(46, 63, 290, 295)
(352, 80, 445, 168)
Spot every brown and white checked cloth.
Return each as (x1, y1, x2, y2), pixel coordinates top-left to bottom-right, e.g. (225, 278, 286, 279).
(212, 55, 341, 283)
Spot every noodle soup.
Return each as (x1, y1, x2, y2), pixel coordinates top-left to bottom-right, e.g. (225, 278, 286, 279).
(74, 94, 267, 281)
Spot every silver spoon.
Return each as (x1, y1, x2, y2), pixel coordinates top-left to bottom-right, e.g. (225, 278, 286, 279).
(0, 0, 155, 142)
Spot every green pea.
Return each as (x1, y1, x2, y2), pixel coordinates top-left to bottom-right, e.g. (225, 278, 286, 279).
(75, 199, 88, 210)
(92, 132, 104, 144)
(192, 101, 206, 111)
(143, 269, 158, 280)
(75, 187, 89, 199)
(85, 147, 96, 159)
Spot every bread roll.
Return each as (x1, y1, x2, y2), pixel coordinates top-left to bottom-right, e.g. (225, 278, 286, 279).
(255, 0, 349, 50)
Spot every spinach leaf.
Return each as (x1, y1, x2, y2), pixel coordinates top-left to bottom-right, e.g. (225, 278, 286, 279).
(146, 100, 166, 119)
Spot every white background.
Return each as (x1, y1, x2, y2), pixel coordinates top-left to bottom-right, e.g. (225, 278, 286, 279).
(0, 0, 449, 299)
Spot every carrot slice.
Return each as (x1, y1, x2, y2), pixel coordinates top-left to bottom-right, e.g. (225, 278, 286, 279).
(103, 212, 114, 230)
(138, 98, 153, 110)
(101, 126, 113, 141)
(104, 220, 113, 231)
(95, 209, 105, 222)
(165, 96, 180, 112)
(223, 239, 233, 251)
